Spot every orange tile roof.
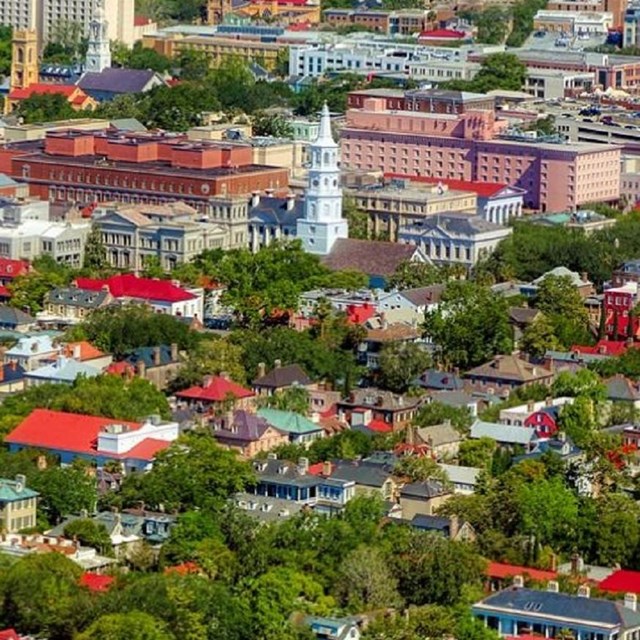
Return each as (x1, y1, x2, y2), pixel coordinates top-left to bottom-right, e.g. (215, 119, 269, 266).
(63, 341, 106, 361)
(8, 83, 78, 100)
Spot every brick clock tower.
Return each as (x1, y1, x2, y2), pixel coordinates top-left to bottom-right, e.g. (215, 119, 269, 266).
(207, 0, 232, 24)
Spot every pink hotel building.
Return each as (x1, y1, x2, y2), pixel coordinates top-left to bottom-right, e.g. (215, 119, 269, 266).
(340, 89, 621, 211)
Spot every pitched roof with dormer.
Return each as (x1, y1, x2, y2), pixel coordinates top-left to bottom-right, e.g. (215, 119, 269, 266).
(176, 375, 254, 403)
(465, 355, 552, 383)
(252, 363, 312, 389)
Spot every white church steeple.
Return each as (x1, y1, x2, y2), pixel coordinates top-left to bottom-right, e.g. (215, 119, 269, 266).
(296, 103, 348, 255)
(85, 0, 111, 73)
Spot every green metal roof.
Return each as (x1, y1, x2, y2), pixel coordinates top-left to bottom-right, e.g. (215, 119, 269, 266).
(257, 408, 321, 435)
(0, 478, 39, 502)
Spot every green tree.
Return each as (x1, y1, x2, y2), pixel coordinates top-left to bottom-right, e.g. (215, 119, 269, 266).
(258, 386, 310, 414)
(119, 432, 255, 512)
(343, 196, 369, 241)
(470, 53, 527, 91)
(177, 48, 211, 81)
(172, 337, 247, 389)
(516, 476, 579, 547)
(338, 546, 402, 610)
(83, 225, 109, 273)
(9, 267, 69, 314)
(123, 41, 172, 72)
(413, 402, 472, 433)
(378, 341, 431, 393)
(458, 438, 497, 469)
(77, 611, 174, 640)
(15, 92, 78, 124)
(394, 455, 451, 485)
(252, 112, 294, 138)
(63, 518, 112, 555)
(592, 493, 640, 566)
(534, 274, 592, 348)
(78, 304, 197, 357)
(424, 281, 512, 369)
(552, 369, 606, 402)
(558, 396, 598, 448)
(387, 260, 444, 290)
(0, 553, 86, 638)
(520, 313, 561, 358)
(31, 466, 97, 523)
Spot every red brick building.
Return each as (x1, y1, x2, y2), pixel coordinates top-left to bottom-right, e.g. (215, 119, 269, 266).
(0, 129, 289, 213)
(604, 282, 640, 339)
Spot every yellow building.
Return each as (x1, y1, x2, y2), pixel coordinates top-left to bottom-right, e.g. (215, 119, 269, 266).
(6, 29, 39, 115)
(0, 475, 38, 533)
(235, 0, 321, 24)
(142, 32, 283, 70)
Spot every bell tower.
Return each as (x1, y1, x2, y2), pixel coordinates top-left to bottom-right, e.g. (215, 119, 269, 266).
(296, 103, 348, 255)
(85, 0, 111, 73)
(207, 0, 232, 24)
(7, 29, 38, 114)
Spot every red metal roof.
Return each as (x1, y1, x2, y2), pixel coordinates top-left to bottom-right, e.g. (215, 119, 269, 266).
(75, 274, 196, 303)
(346, 303, 376, 325)
(486, 562, 557, 581)
(125, 438, 171, 461)
(134, 15, 153, 26)
(384, 173, 508, 198)
(0, 630, 20, 640)
(308, 461, 334, 476)
(571, 340, 639, 357)
(0, 258, 28, 279)
(80, 573, 114, 592)
(5, 409, 141, 456)
(176, 375, 254, 402)
(367, 419, 393, 433)
(0, 285, 11, 298)
(8, 83, 78, 100)
(419, 28, 466, 39)
(599, 569, 640, 594)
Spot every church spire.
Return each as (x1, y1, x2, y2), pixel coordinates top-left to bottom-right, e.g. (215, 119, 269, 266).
(85, 0, 111, 73)
(295, 102, 348, 255)
(316, 102, 335, 146)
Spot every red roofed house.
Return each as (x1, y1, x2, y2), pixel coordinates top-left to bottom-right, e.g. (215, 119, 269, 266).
(0, 630, 20, 640)
(485, 562, 558, 591)
(599, 569, 640, 594)
(176, 373, 255, 413)
(5, 408, 179, 473)
(418, 28, 469, 44)
(571, 339, 639, 358)
(0, 258, 30, 301)
(75, 274, 204, 319)
(603, 282, 640, 341)
(6, 83, 97, 113)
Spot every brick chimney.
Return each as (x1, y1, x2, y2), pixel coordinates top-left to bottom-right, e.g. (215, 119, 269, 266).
(257, 362, 266, 378)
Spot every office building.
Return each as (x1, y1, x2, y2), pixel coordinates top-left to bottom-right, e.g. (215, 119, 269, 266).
(341, 88, 620, 211)
(0, 129, 289, 214)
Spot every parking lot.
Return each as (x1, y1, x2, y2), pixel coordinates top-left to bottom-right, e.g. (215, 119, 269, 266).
(522, 29, 608, 52)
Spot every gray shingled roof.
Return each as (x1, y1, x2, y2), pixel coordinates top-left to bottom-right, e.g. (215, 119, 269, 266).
(248, 196, 304, 227)
(322, 238, 421, 277)
(474, 587, 640, 629)
(46, 287, 109, 309)
(79, 68, 159, 94)
(252, 364, 312, 389)
(0, 305, 33, 325)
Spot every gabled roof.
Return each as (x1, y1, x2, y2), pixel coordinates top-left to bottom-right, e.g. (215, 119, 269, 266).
(5, 409, 140, 456)
(62, 341, 107, 361)
(470, 420, 538, 445)
(399, 284, 445, 308)
(252, 363, 312, 388)
(78, 68, 161, 94)
(248, 196, 304, 227)
(400, 479, 448, 498)
(25, 357, 101, 383)
(605, 374, 640, 402)
(532, 266, 591, 287)
(417, 422, 463, 447)
(176, 375, 253, 402)
(212, 410, 274, 444)
(410, 513, 452, 531)
(123, 345, 177, 368)
(5, 334, 57, 357)
(330, 460, 395, 488)
(485, 562, 557, 581)
(322, 238, 422, 277)
(75, 274, 196, 303)
(257, 408, 321, 434)
(474, 587, 640, 629)
(8, 82, 80, 100)
(415, 368, 464, 391)
(573, 340, 638, 357)
(465, 355, 552, 383)
(0, 304, 33, 326)
(0, 361, 26, 383)
(0, 477, 39, 502)
(45, 286, 110, 308)
(508, 307, 541, 325)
